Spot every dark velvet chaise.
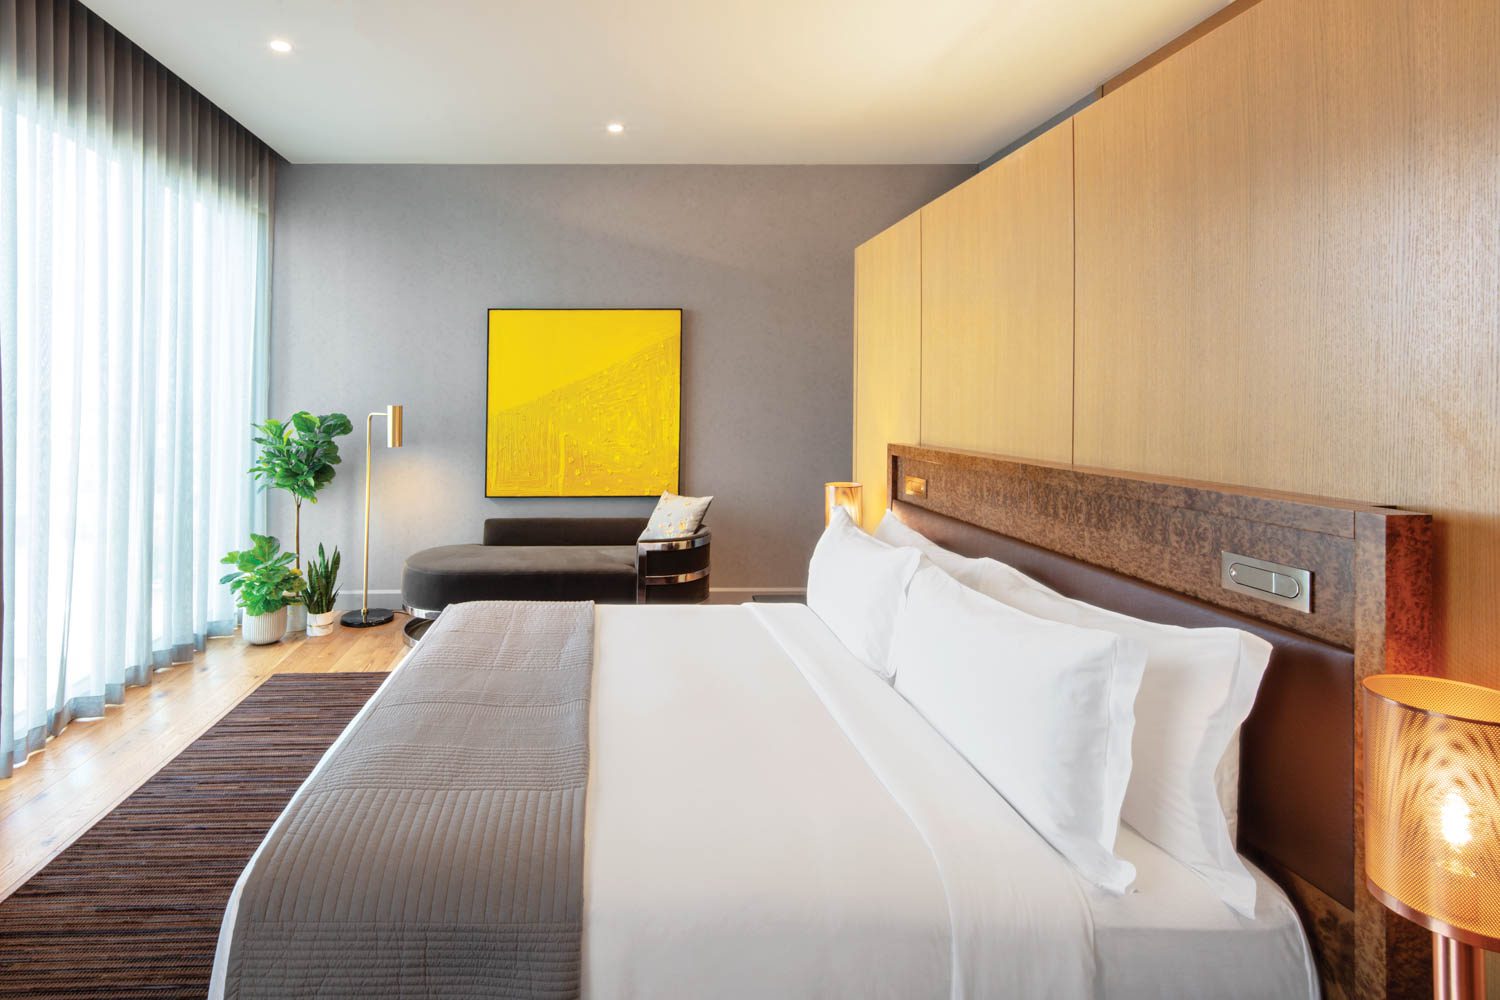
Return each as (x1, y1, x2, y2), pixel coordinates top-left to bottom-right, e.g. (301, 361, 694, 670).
(402, 516, 710, 616)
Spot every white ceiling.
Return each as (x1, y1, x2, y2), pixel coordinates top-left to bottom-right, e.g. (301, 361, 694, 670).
(83, 0, 1230, 165)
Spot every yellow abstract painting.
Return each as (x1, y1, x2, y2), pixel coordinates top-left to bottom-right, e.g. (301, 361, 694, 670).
(485, 309, 681, 496)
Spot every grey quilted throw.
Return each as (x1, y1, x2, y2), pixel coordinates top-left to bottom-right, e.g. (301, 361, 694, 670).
(222, 600, 594, 999)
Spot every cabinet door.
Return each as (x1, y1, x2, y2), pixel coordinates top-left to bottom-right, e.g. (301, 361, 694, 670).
(853, 212, 922, 527)
(920, 120, 1074, 463)
(1072, 0, 1500, 689)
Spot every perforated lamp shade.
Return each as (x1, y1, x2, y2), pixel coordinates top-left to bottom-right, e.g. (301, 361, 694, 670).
(1363, 674, 1500, 951)
(824, 482, 863, 527)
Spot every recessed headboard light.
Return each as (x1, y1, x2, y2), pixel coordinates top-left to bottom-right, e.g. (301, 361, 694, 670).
(268, 39, 293, 54)
(606, 122, 625, 134)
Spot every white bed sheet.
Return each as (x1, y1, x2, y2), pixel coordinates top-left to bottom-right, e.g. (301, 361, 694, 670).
(742, 602, 1317, 1000)
(215, 602, 1317, 1000)
(1096, 828, 1318, 999)
(742, 602, 1098, 998)
(583, 604, 955, 999)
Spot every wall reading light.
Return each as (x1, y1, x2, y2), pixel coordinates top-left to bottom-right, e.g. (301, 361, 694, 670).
(824, 482, 863, 528)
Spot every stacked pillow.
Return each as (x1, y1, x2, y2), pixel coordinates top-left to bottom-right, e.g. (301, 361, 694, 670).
(871, 513, 1272, 916)
(807, 509, 1147, 894)
(806, 508, 920, 676)
(889, 562, 1146, 893)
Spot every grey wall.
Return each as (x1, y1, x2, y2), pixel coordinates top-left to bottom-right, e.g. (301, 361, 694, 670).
(269, 164, 972, 604)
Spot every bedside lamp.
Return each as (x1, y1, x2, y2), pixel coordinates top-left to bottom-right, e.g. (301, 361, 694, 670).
(824, 482, 863, 528)
(342, 405, 404, 628)
(1363, 674, 1500, 1000)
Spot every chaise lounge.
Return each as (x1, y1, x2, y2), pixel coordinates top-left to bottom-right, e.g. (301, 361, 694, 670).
(402, 516, 711, 622)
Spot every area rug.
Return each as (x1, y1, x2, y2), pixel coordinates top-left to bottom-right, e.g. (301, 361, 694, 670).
(0, 671, 387, 998)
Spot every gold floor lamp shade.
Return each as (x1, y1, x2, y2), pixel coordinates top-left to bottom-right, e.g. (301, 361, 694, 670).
(1363, 674, 1500, 1000)
(824, 482, 863, 527)
(342, 405, 404, 628)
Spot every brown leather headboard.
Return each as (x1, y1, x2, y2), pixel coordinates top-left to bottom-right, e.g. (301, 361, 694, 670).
(884, 444, 1435, 1000)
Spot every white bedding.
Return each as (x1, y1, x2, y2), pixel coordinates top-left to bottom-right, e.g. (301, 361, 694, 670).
(1094, 828, 1318, 999)
(216, 602, 1316, 999)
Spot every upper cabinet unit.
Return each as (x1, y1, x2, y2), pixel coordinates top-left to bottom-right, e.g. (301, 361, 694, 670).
(1072, 0, 1500, 687)
(919, 119, 1075, 463)
(853, 211, 922, 528)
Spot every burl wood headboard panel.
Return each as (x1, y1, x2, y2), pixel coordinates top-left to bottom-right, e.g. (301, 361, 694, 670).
(886, 444, 1435, 1000)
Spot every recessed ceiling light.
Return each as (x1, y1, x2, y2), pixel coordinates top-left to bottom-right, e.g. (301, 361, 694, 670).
(268, 39, 293, 54)
(606, 122, 625, 135)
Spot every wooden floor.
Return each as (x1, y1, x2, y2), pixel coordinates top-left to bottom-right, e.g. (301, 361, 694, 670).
(0, 614, 411, 903)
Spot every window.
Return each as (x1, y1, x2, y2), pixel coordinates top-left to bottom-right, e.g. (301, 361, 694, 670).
(2, 0, 275, 774)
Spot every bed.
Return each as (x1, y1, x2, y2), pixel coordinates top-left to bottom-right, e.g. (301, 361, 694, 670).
(211, 445, 1436, 1000)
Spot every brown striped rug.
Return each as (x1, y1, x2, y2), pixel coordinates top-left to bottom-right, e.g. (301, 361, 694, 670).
(0, 672, 387, 999)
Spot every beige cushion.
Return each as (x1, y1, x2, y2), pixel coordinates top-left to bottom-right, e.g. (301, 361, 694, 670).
(641, 491, 713, 539)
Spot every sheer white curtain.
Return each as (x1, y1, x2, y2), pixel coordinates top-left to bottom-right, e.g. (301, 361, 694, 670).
(1, 0, 275, 776)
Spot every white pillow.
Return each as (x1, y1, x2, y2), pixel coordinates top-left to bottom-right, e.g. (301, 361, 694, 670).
(883, 514, 1244, 829)
(877, 512, 1271, 916)
(641, 491, 713, 539)
(890, 563, 1146, 893)
(875, 513, 976, 577)
(807, 508, 920, 679)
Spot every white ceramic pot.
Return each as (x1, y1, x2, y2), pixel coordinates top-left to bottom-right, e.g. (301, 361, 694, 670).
(307, 610, 339, 637)
(285, 603, 307, 634)
(242, 606, 288, 645)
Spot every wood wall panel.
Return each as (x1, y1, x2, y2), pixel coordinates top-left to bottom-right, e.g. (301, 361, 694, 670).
(853, 213, 922, 527)
(919, 121, 1075, 463)
(1073, 0, 1500, 689)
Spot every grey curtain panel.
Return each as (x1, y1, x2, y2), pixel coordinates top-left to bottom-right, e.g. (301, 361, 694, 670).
(1, 0, 277, 776)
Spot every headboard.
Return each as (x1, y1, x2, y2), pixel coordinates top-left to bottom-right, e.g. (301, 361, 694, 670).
(885, 443, 1435, 1000)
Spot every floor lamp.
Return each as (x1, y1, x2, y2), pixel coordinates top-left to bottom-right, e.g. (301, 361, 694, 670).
(342, 404, 403, 628)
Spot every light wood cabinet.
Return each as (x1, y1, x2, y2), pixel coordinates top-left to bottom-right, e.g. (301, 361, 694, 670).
(853, 212, 922, 527)
(919, 120, 1074, 463)
(1072, 0, 1500, 689)
(851, 0, 1500, 694)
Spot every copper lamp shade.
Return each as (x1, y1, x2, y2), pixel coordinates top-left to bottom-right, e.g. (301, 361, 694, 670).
(824, 482, 863, 527)
(1363, 674, 1500, 1000)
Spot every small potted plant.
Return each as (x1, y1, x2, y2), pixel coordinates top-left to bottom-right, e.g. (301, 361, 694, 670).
(304, 543, 341, 637)
(220, 534, 305, 645)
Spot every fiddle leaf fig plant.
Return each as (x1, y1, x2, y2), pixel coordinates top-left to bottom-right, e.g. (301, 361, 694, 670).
(248, 411, 353, 569)
(220, 534, 305, 617)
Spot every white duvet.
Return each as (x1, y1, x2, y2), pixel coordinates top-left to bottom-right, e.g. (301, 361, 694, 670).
(584, 604, 1316, 1000)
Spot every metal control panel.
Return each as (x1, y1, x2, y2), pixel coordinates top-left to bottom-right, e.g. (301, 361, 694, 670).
(1220, 551, 1312, 613)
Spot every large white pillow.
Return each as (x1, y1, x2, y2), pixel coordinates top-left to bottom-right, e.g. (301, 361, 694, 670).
(889, 563, 1146, 893)
(877, 512, 1271, 917)
(807, 508, 920, 679)
(875, 512, 977, 577)
(880, 517, 1244, 830)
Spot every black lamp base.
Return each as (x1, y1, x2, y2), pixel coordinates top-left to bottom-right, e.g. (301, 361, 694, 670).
(341, 607, 396, 628)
